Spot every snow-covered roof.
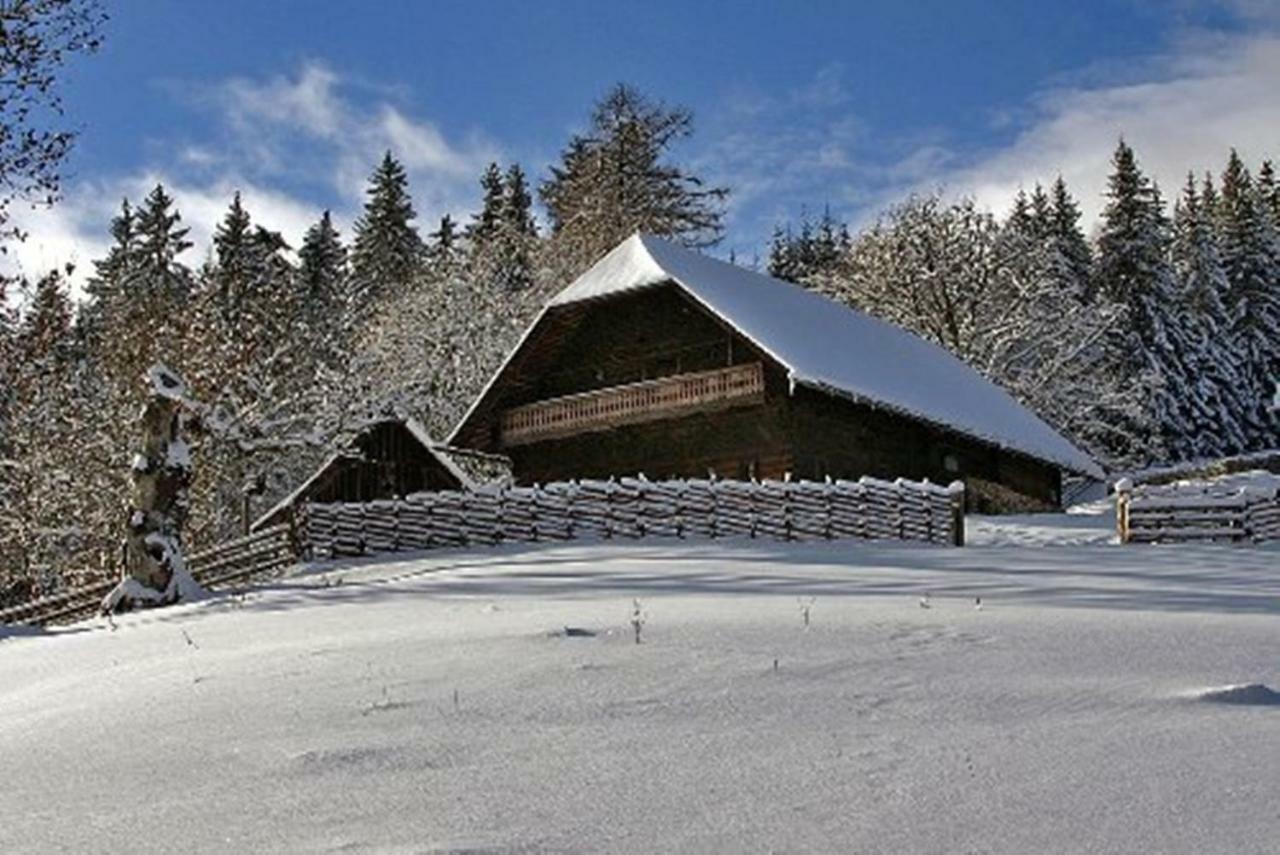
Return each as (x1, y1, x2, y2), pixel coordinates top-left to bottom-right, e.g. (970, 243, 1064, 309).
(545, 233, 1102, 478)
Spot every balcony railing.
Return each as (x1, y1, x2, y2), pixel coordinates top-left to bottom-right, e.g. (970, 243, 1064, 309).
(500, 362, 765, 447)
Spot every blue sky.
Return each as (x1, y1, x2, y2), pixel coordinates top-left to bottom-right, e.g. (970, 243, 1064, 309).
(11, 0, 1280, 284)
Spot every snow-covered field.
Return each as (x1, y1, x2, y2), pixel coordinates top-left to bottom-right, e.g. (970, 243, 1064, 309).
(3, 509, 1279, 853)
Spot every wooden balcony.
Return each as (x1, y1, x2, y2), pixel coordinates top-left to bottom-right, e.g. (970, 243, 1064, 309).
(500, 362, 766, 447)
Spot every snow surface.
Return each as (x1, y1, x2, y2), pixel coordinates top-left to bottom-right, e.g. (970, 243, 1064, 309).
(542, 234, 1102, 478)
(3, 510, 1279, 852)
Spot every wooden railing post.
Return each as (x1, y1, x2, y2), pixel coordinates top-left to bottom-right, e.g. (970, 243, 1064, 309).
(948, 480, 966, 547)
(1114, 478, 1132, 544)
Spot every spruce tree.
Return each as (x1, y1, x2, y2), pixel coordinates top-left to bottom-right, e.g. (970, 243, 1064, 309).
(350, 152, 423, 307)
(84, 200, 137, 304)
(764, 208, 848, 285)
(767, 224, 799, 282)
(211, 192, 254, 321)
(1047, 176, 1093, 301)
(1172, 174, 1249, 456)
(469, 162, 538, 291)
(503, 163, 537, 238)
(1258, 160, 1280, 228)
(135, 184, 193, 293)
(17, 267, 74, 363)
(298, 210, 347, 321)
(1093, 141, 1198, 463)
(467, 162, 505, 249)
(1007, 189, 1036, 240)
(1217, 149, 1280, 447)
(426, 214, 461, 277)
(1028, 183, 1052, 240)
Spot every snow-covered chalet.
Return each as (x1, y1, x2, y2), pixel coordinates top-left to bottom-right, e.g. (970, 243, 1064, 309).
(451, 234, 1103, 511)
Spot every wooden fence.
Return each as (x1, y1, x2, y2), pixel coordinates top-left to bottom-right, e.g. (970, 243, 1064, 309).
(0, 523, 297, 628)
(1116, 478, 1280, 544)
(299, 475, 966, 560)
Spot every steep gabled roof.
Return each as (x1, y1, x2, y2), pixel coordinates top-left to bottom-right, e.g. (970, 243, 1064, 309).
(456, 234, 1103, 479)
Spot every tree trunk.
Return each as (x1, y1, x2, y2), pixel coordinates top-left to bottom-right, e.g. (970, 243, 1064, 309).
(102, 364, 205, 613)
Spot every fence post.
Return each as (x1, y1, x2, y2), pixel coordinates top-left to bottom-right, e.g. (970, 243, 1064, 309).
(1114, 478, 1132, 544)
(290, 504, 309, 561)
(948, 481, 966, 547)
(824, 476, 834, 540)
(392, 500, 402, 551)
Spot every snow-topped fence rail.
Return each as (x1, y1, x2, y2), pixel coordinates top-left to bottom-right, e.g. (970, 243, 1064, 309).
(298, 475, 966, 559)
(1116, 477, 1280, 545)
(0, 523, 296, 627)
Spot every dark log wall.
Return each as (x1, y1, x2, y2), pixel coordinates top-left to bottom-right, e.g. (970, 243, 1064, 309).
(309, 423, 462, 503)
(785, 387, 1061, 512)
(527, 286, 756, 402)
(507, 400, 794, 485)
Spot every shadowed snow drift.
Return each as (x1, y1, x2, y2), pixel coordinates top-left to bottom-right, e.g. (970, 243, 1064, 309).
(1195, 683, 1280, 706)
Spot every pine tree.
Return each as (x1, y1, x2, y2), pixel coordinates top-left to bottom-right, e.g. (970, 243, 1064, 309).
(426, 214, 461, 277)
(1093, 141, 1199, 463)
(133, 184, 194, 298)
(1047, 176, 1093, 301)
(211, 192, 254, 321)
(1200, 172, 1221, 229)
(89, 183, 193, 406)
(84, 200, 137, 304)
(350, 152, 423, 307)
(469, 162, 538, 291)
(765, 208, 848, 284)
(540, 83, 728, 275)
(1258, 160, 1280, 228)
(1217, 149, 1280, 447)
(767, 224, 799, 282)
(467, 162, 505, 250)
(503, 163, 537, 238)
(1029, 183, 1052, 239)
(1007, 189, 1036, 240)
(1172, 173, 1249, 456)
(18, 267, 74, 363)
(298, 210, 347, 324)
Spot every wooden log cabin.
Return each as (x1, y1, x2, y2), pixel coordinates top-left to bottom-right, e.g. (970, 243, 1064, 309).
(451, 234, 1102, 512)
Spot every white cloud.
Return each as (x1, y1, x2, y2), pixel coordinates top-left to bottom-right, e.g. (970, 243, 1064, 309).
(213, 61, 500, 206)
(933, 30, 1280, 226)
(3, 62, 503, 298)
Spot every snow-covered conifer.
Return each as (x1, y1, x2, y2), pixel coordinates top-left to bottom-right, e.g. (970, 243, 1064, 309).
(1172, 174, 1249, 456)
(1218, 150, 1280, 447)
(298, 210, 348, 325)
(1092, 141, 1200, 463)
(350, 152, 424, 308)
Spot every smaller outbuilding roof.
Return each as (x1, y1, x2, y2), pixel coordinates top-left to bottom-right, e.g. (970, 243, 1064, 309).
(252, 417, 478, 531)
(470, 233, 1101, 478)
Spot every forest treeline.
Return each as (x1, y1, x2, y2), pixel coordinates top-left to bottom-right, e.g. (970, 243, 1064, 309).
(2, 81, 1278, 602)
(769, 143, 1280, 469)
